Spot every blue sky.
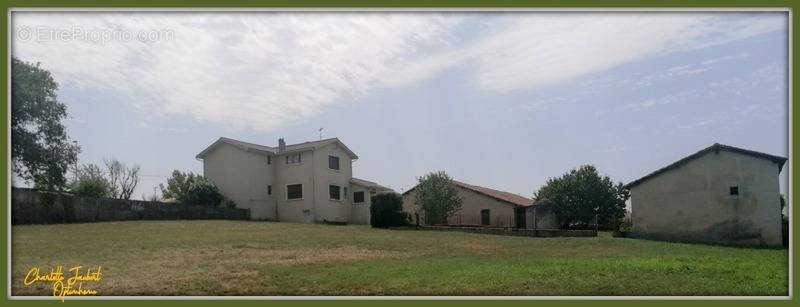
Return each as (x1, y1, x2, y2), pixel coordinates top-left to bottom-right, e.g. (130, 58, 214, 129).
(12, 11, 788, 199)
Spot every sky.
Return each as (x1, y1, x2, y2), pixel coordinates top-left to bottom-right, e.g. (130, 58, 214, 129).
(11, 11, 789, 200)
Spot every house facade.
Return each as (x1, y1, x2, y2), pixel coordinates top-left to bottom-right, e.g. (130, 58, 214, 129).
(625, 143, 787, 247)
(197, 137, 390, 223)
(402, 180, 558, 229)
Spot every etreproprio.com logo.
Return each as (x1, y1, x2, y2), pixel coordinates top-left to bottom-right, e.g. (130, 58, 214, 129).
(16, 26, 175, 45)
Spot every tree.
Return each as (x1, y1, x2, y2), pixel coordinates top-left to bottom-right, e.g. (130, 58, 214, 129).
(11, 57, 80, 190)
(68, 163, 112, 198)
(159, 170, 199, 202)
(104, 158, 141, 200)
(185, 177, 224, 207)
(370, 192, 409, 228)
(413, 171, 462, 225)
(160, 170, 224, 207)
(533, 165, 628, 230)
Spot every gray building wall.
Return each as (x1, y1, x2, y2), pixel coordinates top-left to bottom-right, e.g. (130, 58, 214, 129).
(630, 150, 783, 247)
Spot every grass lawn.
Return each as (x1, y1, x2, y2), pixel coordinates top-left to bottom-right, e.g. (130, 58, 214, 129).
(11, 220, 788, 296)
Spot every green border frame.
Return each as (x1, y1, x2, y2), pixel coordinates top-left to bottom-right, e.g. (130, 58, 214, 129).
(1, 1, 796, 306)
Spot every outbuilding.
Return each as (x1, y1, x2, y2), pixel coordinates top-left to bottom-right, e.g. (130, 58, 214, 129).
(625, 143, 786, 247)
(402, 180, 558, 229)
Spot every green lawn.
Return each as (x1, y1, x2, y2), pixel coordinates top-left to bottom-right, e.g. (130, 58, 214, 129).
(11, 220, 788, 296)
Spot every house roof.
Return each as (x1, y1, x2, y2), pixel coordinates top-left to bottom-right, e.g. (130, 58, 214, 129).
(196, 137, 358, 159)
(403, 179, 534, 208)
(350, 178, 393, 192)
(624, 143, 787, 189)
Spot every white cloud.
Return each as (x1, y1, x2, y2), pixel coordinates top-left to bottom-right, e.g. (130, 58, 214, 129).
(390, 13, 784, 92)
(12, 12, 785, 132)
(13, 12, 460, 132)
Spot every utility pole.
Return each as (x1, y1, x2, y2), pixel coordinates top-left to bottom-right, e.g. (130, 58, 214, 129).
(318, 127, 323, 140)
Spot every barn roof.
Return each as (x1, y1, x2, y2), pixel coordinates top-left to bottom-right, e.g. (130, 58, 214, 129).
(624, 143, 787, 189)
(403, 179, 534, 207)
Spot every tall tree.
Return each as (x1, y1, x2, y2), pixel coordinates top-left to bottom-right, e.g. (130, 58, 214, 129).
(413, 171, 462, 225)
(104, 158, 141, 200)
(11, 57, 80, 190)
(534, 165, 628, 230)
(159, 170, 199, 203)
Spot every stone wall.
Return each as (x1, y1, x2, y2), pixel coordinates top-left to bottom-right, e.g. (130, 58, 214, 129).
(11, 188, 250, 225)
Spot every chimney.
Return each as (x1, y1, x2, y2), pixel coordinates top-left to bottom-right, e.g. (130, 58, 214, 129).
(278, 138, 286, 151)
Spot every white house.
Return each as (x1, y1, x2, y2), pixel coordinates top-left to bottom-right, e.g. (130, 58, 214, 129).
(196, 137, 390, 224)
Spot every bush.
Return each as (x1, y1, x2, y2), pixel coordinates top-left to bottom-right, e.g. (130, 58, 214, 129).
(69, 163, 112, 198)
(185, 177, 224, 207)
(160, 170, 226, 207)
(370, 192, 409, 228)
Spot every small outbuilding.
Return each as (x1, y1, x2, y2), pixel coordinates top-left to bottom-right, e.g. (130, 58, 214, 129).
(625, 143, 786, 247)
(402, 180, 558, 229)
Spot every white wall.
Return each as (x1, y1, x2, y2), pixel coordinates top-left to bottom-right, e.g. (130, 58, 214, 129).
(202, 143, 275, 219)
(349, 182, 372, 225)
(312, 143, 354, 223)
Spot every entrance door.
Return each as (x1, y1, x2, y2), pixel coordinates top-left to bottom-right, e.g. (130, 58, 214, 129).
(514, 207, 526, 229)
(481, 209, 490, 226)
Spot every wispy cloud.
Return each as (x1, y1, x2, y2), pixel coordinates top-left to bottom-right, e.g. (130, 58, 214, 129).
(12, 12, 785, 132)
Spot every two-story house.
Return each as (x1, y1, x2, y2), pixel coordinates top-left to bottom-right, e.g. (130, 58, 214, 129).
(196, 137, 391, 224)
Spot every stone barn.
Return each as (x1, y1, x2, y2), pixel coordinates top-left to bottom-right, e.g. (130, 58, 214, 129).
(624, 143, 786, 247)
(402, 180, 558, 229)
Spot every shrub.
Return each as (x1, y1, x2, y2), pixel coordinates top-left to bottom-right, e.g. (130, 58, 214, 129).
(370, 192, 409, 228)
(225, 199, 238, 209)
(185, 177, 224, 207)
(68, 163, 112, 198)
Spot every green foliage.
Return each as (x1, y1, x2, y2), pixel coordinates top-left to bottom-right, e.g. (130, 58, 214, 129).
(160, 170, 224, 207)
(370, 192, 409, 228)
(534, 165, 628, 230)
(11, 57, 80, 190)
(225, 199, 238, 209)
(619, 218, 633, 232)
(68, 164, 112, 198)
(186, 177, 224, 207)
(413, 171, 462, 225)
(159, 170, 199, 202)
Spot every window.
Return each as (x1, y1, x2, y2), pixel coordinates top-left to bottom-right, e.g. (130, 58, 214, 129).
(353, 191, 365, 203)
(267, 185, 272, 195)
(481, 209, 491, 226)
(329, 185, 341, 200)
(285, 154, 302, 164)
(328, 155, 340, 170)
(287, 184, 303, 200)
(267, 156, 271, 165)
(730, 186, 739, 196)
